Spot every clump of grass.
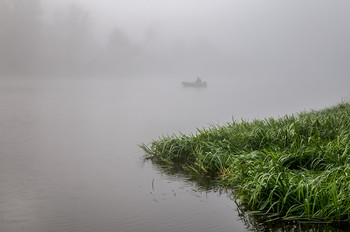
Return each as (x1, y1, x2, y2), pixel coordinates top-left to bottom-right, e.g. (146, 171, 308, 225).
(141, 103, 350, 223)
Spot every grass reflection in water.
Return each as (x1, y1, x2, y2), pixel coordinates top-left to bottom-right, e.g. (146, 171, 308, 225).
(141, 103, 350, 227)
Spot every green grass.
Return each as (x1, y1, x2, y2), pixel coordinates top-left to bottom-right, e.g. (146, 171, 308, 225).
(141, 103, 350, 223)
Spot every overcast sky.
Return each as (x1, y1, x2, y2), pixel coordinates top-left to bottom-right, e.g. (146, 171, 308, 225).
(43, 0, 350, 44)
(43, 0, 350, 65)
(2, 0, 347, 88)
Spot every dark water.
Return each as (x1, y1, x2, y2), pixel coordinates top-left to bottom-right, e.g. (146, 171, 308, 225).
(0, 77, 348, 232)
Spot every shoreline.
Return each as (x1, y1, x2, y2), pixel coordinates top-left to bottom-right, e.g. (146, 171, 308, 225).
(141, 102, 350, 224)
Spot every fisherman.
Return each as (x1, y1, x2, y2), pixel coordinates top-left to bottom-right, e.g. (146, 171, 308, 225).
(195, 77, 202, 84)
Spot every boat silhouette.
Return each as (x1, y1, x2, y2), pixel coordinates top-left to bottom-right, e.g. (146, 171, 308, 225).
(182, 77, 207, 88)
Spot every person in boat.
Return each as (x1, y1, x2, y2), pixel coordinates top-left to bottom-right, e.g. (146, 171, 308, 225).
(181, 77, 207, 87)
(194, 77, 202, 84)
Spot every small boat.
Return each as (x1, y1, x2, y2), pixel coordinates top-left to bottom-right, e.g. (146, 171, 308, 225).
(182, 77, 207, 88)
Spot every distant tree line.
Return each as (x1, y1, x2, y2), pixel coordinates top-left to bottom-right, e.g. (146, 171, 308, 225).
(0, 0, 231, 78)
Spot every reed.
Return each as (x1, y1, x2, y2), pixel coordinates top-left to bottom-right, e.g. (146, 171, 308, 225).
(140, 103, 350, 222)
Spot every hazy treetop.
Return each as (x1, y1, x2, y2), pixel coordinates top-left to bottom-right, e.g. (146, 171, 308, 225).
(1, 0, 350, 81)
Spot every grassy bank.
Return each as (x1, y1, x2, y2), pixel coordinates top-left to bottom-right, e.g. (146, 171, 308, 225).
(141, 103, 350, 223)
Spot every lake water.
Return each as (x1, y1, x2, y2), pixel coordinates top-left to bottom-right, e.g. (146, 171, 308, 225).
(0, 76, 348, 232)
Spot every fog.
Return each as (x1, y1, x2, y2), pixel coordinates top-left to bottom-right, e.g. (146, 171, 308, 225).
(1, 0, 349, 84)
(0, 1, 350, 231)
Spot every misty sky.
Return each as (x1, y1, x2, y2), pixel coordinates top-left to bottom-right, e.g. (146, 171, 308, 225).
(43, 0, 350, 75)
(2, 0, 350, 88)
(44, 0, 350, 47)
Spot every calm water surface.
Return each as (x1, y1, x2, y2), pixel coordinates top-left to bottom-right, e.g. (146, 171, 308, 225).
(0, 77, 348, 232)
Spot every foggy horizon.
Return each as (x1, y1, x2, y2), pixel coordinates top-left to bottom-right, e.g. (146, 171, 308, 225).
(0, 0, 349, 87)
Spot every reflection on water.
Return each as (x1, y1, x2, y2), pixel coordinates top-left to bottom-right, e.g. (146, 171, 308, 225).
(150, 157, 350, 232)
(0, 77, 348, 232)
(236, 202, 350, 232)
